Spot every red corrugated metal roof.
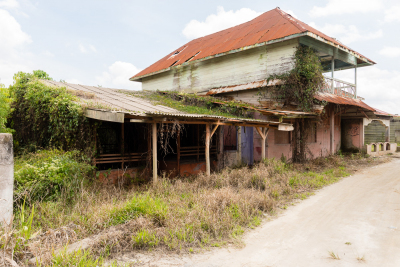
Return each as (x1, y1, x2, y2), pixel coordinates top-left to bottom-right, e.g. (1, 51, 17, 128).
(315, 93, 376, 111)
(373, 108, 392, 116)
(131, 8, 374, 80)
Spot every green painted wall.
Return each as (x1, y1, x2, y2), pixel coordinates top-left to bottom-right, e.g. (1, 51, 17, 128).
(364, 120, 388, 144)
(390, 118, 400, 144)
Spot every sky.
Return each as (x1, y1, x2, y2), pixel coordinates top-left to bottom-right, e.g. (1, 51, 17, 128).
(1, 0, 399, 114)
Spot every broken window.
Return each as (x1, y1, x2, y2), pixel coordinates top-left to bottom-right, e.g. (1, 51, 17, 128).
(274, 130, 291, 144)
(223, 125, 237, 151)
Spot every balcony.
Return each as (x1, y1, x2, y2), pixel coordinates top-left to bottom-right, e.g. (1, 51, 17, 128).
(320, 77, 357, 99)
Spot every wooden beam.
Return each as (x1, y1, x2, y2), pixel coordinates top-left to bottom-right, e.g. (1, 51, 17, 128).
(85, 109, 124, 123)
(210, 124, 219, 138)
(152, 123, 158, 183)
(205, 124, 211, 176)
(255, 126, 266, 140)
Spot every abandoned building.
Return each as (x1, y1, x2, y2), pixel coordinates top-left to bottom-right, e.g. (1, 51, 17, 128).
(129, 7, 397, 162)
(41, 8, 396, 181)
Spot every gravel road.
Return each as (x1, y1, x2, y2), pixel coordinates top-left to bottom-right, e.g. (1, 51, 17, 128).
(120, 158, 400, 267)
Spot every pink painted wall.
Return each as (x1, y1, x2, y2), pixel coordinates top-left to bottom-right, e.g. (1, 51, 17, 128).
(253, 108, 341, 162)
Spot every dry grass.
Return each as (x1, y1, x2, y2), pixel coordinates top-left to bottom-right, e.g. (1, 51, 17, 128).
(1, 154, 390, 265)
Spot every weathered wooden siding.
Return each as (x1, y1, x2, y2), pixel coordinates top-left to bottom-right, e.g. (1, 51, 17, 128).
(364, 120, 388, 144)
(390, 118, 400, 143)
(141, 39, 298, 93)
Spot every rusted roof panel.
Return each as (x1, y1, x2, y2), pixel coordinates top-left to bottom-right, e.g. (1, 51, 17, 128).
(315, 93, 376, 111)
(131, 8, 374, 80)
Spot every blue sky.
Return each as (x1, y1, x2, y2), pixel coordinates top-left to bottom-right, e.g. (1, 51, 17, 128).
(1, 0, 399, 113)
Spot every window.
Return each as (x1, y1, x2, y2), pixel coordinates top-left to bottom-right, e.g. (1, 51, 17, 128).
(275, 130, 291, 144)
(224, 125, 237, 150)
(307, 123, 317, 143)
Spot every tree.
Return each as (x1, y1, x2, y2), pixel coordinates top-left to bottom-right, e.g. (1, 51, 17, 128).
(0, 83, 12, 133)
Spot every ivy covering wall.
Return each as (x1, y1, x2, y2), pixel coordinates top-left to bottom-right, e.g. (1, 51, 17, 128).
(8, 71, 96, 154)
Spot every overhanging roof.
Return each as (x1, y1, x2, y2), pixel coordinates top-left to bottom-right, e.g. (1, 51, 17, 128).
(40, 80, 293, 129)
(315, 92, 376, 111)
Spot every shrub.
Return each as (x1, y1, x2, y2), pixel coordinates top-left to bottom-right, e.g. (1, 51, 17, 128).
(14, 149, 94, 205)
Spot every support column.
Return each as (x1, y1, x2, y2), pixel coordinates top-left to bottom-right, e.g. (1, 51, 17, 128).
(331, 56, 335, 94)
(0, 134, 13, 225)
(354, 64, 357, 99)
(237, 126, 242, 165)
(205, 124, 210, 176)
(152, 123, 158, 183)
(121, 123, 125, 169)
(255, 127, 269, 161)
(330, 108, 335, 154)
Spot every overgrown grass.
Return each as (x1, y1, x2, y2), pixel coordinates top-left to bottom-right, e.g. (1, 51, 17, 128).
(1, 153, 388, 266)
(14, 149, 94, 205)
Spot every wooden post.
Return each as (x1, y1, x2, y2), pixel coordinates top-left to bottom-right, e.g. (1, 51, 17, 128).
(237, 126, 242, 165)
(205, 123, 210, 176)
(331, 56, 335, 94)
(177, 129, 180, 176)
(152, 123, 158, 183)
(121, 123, 125, 169)
(354, 64, 357, 99)
(330, 108, 335, 154)
(255, 127, 269, 161)
(197, 124, 200, 162)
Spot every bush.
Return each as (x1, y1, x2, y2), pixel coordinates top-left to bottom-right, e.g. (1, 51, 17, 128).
(0, 83, 12, 133)
(14, 149, 94, 205)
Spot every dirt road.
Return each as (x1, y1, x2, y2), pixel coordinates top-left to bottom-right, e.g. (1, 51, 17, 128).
(123, 158, 400, 267)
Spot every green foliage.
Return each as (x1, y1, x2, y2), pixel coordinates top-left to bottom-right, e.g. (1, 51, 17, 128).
(0, 83, 12, 133)
(124, 90, 255, 119)
(108, 194, 168, 225)
(132, 229, 160, 248)
(9, 71, 96, 153)
(52, 249, 103, 267)
(14, 149, 94, 205)
(267, 45, 326, 112)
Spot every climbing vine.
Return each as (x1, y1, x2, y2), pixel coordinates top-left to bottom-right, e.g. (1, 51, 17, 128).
(262, 46, 327, 162)
(8, 71, 97, 155)
(266, 45, 326, 112)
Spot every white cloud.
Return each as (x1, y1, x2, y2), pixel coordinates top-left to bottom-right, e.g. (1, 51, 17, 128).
(283, 9, 297, 19)
(79, 44, 97, 54)
(309, 0, 382, 17)
(308, 22, 382, 44)
(335, 67, 400, 115)
(0, 8, 32, 85)
(96, 61, 142, 90)
(79, 44, 86, 53)
(384, 5, 400, 22)
(379, 46, 400, 57)
(182, 6, 261, 39)
(0, 0, 19, 9)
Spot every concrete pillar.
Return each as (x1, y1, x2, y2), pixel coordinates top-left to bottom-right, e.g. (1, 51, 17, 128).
(330, 109, 335, 154)
(0, 134, 14, 225)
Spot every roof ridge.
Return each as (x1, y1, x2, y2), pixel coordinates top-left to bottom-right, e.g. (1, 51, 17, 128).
(275, 8, 307, 33)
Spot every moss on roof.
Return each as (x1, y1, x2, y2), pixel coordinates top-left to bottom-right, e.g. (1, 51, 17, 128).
(120, 90, 256, 119)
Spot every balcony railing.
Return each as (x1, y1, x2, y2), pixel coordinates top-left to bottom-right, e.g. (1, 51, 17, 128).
(320, 77, 357, 99)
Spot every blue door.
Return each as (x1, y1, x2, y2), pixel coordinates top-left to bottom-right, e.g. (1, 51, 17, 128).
(241, 127, 254, 165)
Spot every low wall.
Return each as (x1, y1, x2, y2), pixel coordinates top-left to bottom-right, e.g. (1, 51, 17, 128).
(97, 167, 143, 184)
(0, 134, 14, 225)
(364, 142, 397, 156)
